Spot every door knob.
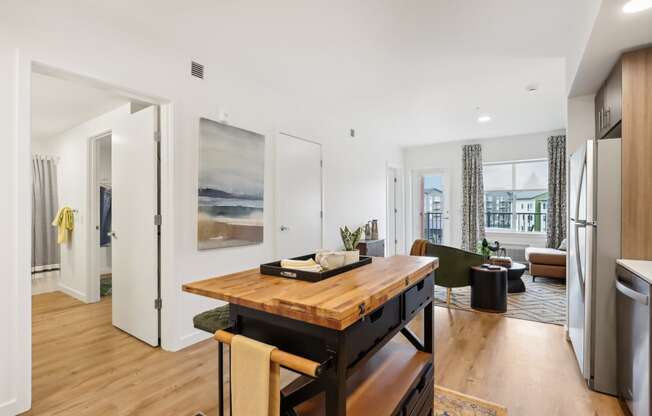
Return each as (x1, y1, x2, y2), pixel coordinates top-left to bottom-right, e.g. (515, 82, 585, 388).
(280, 225, 290, 231)
(107, 231, 117, 239)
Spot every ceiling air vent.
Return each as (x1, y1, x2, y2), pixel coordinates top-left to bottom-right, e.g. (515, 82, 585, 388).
(191, 61, 204, 79)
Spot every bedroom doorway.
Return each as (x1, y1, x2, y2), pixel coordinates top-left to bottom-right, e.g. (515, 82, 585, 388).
(30, 68, 162, 347)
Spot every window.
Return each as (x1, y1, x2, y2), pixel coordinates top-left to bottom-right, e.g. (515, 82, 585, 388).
(484, 160, 548, 233)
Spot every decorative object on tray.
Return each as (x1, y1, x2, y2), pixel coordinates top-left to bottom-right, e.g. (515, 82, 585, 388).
(371, 219, 379, 240)
(435, 385, 508, 416)
(340, 225, 363, 265)
(260, 253, 372, 282)
(365, 221, 372, 241)
(489, 256, 513, 268)
(315, 249, 346, 270)
(197, 117, 265, 250)
(280, 258, 323, 272)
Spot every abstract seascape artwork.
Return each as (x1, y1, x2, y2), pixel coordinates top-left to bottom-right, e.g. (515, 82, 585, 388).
(198, 118, 264, 250)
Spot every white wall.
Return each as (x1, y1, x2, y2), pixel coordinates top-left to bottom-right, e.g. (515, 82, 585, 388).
(32, 104, 131, 302)
(403, 129, 565, 251)
(0, 9, 402, 414)
(0, 48, 19, 416)
(567, 94, 595, 154)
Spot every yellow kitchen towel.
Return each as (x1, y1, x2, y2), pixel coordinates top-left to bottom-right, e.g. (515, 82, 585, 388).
(231, 335, 280, 416)
(51, 207, 74, 244)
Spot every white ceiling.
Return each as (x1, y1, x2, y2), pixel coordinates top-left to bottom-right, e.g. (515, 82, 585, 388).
(24, 1, 607, 146)
(31, 73, 130, 142)
(570, 0, 652, 97)
(88, 0, 597, 146)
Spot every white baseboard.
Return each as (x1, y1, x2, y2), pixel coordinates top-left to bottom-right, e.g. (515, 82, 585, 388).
(57, 282, 87, 303)
(175, 330, 212, 351)
(0, 398, 16, 416)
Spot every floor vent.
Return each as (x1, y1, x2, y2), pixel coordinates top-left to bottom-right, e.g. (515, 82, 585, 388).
(191, 61, 204, 79)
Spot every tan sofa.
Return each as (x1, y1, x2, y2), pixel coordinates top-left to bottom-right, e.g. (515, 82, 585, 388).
(525, 247, 566, 280)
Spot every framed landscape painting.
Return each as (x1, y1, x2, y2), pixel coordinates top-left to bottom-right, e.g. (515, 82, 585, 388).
(198, 118, 265, 250)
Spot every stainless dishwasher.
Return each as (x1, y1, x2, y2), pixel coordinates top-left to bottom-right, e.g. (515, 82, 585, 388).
(616, 264, 651, 416)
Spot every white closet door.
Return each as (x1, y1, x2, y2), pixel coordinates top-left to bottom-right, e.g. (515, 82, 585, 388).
(275, 133, 323, 259)
(111, 106, 159, 347)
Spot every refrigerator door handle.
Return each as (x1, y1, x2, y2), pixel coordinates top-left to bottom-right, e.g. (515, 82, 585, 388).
(574, 221, 586, 300)
(616, 280, 649, 305)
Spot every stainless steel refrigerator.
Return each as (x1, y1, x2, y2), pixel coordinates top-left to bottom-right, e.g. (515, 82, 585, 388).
(568, 137, 621, 395)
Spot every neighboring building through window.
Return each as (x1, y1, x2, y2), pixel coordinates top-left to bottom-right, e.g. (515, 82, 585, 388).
(484, 159, 548, 233)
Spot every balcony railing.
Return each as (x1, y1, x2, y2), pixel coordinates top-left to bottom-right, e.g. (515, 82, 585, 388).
(486, 212, 547, 232)
(423, 212, 443, 244)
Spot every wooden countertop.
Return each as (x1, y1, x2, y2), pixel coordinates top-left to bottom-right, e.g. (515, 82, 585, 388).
(183, 255, 438, 330)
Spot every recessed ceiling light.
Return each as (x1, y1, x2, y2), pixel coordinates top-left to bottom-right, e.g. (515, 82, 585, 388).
(478, 115, 492, 123)
(623, 0, 652, 14)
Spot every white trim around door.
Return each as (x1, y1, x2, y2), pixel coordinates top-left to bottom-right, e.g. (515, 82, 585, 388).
(14, 51, 176, 414)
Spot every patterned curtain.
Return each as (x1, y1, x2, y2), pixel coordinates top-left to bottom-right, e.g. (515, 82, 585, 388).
(32, 156, 60, 272)
(546, 135, 566, 248)
(461, 144, 485, 251)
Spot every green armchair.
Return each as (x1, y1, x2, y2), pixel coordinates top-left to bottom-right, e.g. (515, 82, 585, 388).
(411, 240, 484, 305)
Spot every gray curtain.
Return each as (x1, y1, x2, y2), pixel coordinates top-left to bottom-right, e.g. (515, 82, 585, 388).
(461, 144, 485, 252)
(546, 136, 566, 248)
(32, 156, 60, 272)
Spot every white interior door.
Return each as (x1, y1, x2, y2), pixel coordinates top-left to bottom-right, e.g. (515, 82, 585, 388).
(275, 133, 322, 259)
(111, 105, 159, 346)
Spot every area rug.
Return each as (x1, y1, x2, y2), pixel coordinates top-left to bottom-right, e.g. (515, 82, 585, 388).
(434, 275, 566, 326)
(435, 385, 508, 416)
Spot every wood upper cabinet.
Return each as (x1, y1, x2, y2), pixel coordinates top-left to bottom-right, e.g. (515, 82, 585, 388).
(622, 48, 652, 259)
(595, 60, 623, 139)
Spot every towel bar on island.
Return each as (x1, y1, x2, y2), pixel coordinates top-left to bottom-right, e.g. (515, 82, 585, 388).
(214, 330, 326, 378)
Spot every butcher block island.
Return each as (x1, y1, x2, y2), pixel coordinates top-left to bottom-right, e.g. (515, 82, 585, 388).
(183, 255, 438, 416)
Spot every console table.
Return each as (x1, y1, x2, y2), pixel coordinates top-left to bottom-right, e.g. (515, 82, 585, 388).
(356, 239, 385, 257)
(183, 255, 438, 416)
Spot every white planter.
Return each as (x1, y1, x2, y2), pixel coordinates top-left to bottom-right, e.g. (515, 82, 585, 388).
(343, 250, 360, 265)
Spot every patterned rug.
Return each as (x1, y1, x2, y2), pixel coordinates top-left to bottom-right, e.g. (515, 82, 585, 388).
(434, 275, 566, 326)
(435, 385, 508, 416)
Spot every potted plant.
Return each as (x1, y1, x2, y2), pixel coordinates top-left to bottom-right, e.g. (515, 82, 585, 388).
(477, 238, 491, 260)
(339, 226, 363, 265)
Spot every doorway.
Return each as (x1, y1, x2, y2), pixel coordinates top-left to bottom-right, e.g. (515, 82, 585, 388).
(413, 170, 451, 245)
(15, 58, 174, 412)
(275, 132, 323, 259)
(30, 70, 162, 346)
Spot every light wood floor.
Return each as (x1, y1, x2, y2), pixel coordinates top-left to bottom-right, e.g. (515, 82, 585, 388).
(27, 291, 623, 416)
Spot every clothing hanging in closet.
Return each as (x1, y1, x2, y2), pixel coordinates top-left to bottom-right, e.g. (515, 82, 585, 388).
(100, 185, 112, 247)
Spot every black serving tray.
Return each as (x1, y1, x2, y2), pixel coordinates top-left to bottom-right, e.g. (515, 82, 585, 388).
(260, 253, 372, 282)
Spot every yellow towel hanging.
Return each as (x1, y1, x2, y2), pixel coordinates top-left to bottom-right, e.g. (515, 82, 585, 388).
(52, 207, 74, 244)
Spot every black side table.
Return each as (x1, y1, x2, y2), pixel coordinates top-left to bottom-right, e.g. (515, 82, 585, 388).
(470, 265, 507, 313)
(507, 262, 527, 293)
